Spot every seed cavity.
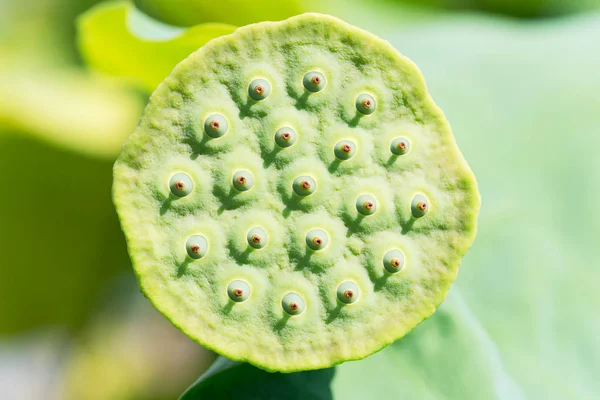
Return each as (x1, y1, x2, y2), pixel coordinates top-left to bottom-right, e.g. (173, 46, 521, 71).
(204, 114, 228, 138)
(334, 140, 356, 160)
(186, 235, 208, 259)
(247, 227, 268, 249)
(282, 292, 305, 315)
(306, 229, 329, 251)
(169, 173, 193, 197)
(383, 249, 405, 273)
(227, 280, 251, 302)
(390, 137, 410, 155)
(248, 79, 271, 101)
(356, 194, 377, 216)
(292, 176, 316, 196)
(355, 93, 376, 115)
(337, 281, 360, 304)
(411, 194, 429, 218)
(275, 127, 297, 148)
(232, 170, 254, 192)
(303, 71, 326, 93)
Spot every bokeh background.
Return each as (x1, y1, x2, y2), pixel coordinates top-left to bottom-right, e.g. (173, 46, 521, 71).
(1, 0, 599, 399)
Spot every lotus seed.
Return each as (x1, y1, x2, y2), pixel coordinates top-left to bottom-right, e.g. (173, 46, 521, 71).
(334, 140, 356, 160)
(356, 194, 377, 216)
(274, 127, 297, 148)
(232, 170, 254, 192)
(185, 235, 208, 259)
(355, 93, 376, 115)
(292, 176, 316, 196)
(247, 227, 267, 249)
(282, 292, 305, 315)
(306, 229, 328, 251)
(383, 249, 405, 273)
(302, 71, 326, 93)
(204, 114, 228, 138)
(411, 194, 429, 218)
(390, 137, 410, 155)
(227, 280, 251, 302)
(337, 281, 360, 304)
(169, 173, 193, 197)
(248, 79, 271, 101)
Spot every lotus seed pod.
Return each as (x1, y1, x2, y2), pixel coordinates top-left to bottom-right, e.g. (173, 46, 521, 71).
(337, 281, 360, 304)
(113, 13, 479, 372)
(169, 173, 193, 197)
(227, 280, 251, 302)
(355, 93, 376, 115)
(303, 71, 326, 92)
(383, 249, 405, 273)
(282, 293, 305, 315)
(232, 170, 254, 192)
(186, 235, 208, 259)
(247, 227, 268, 249)
(390, 137, 410, 155)
(248, 79, 271, 101)
(274, 127, 298, 148)
(204, 114, 228, 138)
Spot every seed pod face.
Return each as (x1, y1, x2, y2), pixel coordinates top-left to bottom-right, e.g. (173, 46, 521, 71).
(113, 14, 479, 372)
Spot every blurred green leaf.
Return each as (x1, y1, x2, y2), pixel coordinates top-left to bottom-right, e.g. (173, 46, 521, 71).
(133, 0, 304, 27)
(180, 357, 334, 400)
(77, 2, 236, 93)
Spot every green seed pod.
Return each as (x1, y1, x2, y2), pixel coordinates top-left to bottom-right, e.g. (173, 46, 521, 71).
(411, 193, 430, 218)
(227, 280, 251, 302)
(337, 281, 360, 304)
(247, 227, 268, 249)
(383, 249, 405, 273)
(306, 229, 328, 251)
(355, 93, 376, 115)
(185, 235, 208, 259)
(390, 137, 410, 155)
(292, 175, 316, 196)
(113, 13, 479, 373)
(248, 78, 271, 101)
(274, 127, 297, 148)
(232, 170, 254, 192)
(282, 292, 305, 315)
(303, 71, 326, 92)
(334, 140, 356, 160)
(356, 194, 377, 216)
(204, 114, 228, 138)
(169, 173, 193, 197)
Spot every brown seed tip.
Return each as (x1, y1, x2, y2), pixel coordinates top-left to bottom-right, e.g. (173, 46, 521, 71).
(281, 132, 291, 140)
(313, 237, 323, 246)
(362, 99, 372, 109)
(233, 288, 244, 298)
(417, 201, 427, 211)
(344, 290, 354, 299)
(254, 85, 264, 94)
(398, 142, 407, 150)
(390, 258, 401, 268)
(301, 180, 311, 190)
(364, 201, 374, 210)
(190, 244, 201, 254)
(237, 176, 247, 185)
(174, 181, 185, 191)
(341, 144, 352, 153)
(311, 76, 321, 85)
(210, 120, 220, 130)
(289, 302, 299, 311)
(251, 234, 261, 244)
